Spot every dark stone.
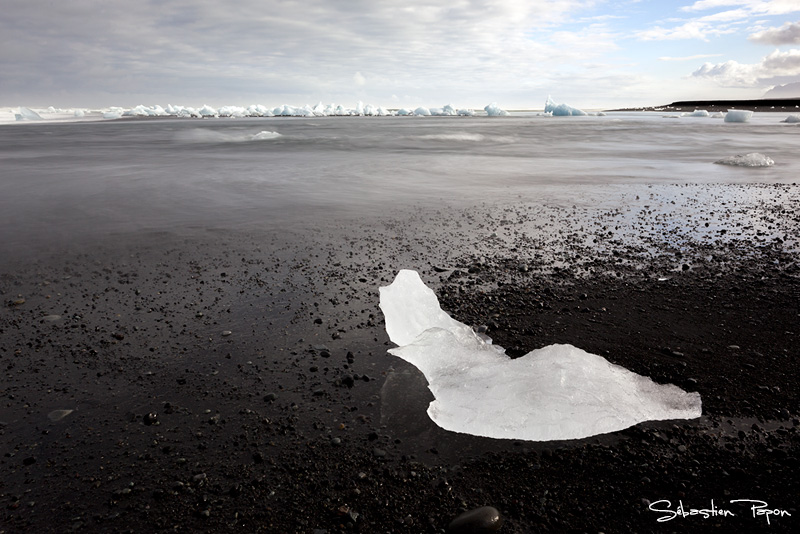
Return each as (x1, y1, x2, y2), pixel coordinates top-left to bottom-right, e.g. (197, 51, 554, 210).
(143, 412, 158, 425)
(447, 506, 503, 533)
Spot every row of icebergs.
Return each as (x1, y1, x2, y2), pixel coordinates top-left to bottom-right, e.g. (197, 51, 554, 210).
(11, 97, 599, 122)
(677, 109, 754, 123)
(12, 102, 495, 121)
(12, 101, 800, 124)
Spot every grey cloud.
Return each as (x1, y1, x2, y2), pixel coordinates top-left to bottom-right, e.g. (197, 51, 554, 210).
(0, 1, 623, 107)
(749, 20, 800, 45)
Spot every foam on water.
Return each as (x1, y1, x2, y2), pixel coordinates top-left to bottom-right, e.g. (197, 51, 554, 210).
(715, 152, 774, 167)
(379, 270, 702, 441)
(177, 129, 282, 143)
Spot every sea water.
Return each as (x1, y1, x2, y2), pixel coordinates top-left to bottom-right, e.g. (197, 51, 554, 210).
(0, 113, 797, 258)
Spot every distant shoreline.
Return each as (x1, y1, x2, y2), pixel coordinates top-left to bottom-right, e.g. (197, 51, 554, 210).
(608, 98, 800, 113)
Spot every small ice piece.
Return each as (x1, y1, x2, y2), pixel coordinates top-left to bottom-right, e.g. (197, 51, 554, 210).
(47, 409, 74, 422)
(484, 102, 509, 116)
(544, 96, 587, 116)
(724, 109, 753, 123)
(379, 270, 702, 441)
(714, 153, 774, 167)
(681, 109, 709, 117)
(781, 114, 800, 123)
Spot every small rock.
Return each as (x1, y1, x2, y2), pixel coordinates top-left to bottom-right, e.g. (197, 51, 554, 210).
(42, 315, 61, 322)
(447, 506, 503, 533)
(264, 392, 277, 402)
(143, 412, 158, 426)
(221, 330, 232, 337)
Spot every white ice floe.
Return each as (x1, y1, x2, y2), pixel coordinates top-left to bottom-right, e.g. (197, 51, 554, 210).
(544, 96, 587, 116)
(379, 270, 702, 442)
(724, 109, 753, 123)
(714, 153, 774, 167)
(781, 114, 800, 123)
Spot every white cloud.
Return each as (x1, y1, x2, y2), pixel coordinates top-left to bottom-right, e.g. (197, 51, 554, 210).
(749, 20, 800, 44)
(658, 54, 724, 61)
(642, 1, 800, 42)
(353, 72, 366, 86)
(692, 48, 800, 87)
(682, 1, 800, 15)
(636, 20, 735, 41)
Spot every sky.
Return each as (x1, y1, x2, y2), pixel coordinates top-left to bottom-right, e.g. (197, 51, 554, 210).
(2, 0, 800, 110)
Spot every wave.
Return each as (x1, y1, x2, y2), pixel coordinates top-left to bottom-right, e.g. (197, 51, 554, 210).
(176, 129, 282, 143)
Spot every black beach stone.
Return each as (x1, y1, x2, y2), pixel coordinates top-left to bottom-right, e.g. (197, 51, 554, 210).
(447, 506, 503, 533)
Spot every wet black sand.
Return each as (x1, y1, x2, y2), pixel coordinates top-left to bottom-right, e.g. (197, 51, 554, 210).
(1, 184, 798, 533)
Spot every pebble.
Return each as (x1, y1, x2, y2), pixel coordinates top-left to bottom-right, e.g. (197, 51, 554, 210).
(221, 330, 232, 336)
(447, 506, 503, 533)
(42, 314, 62, 322)
(143, 412, 158, 425)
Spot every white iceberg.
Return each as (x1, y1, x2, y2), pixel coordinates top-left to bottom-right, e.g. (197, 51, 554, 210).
(15, 107, 43, 121)
(714, 153, 774, 167)
(379, 270, 702, 442)
(781, 114, 800, 123)
(724, 109, 753, 123)
(544, 96, 587, 116)
(484, 102, 509, 116)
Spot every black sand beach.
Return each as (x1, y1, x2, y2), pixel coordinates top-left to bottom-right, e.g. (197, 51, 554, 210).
(1, 184, 798, 533)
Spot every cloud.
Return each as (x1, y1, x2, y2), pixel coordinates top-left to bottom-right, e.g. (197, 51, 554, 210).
(749, 20, 800, 44)
(683, 1, 800, 16)
(658, 54, 724, 61)
(0, 0, 615, 107)
(691, 48, 800, 87)
(636, 21, 734, 41)
(353, 72, 366, 86)
(642, 1, 800, 41)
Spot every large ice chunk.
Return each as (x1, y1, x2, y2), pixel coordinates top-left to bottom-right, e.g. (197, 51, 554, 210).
(781, 114, 800, 123)
(379, 270, 702, 441)
(724, 109, 753, 123)
(544, 96, 587, 116)
(484, 102, 509, 116)
(714, 153, 774, 167)
(15, 107, 43, 121)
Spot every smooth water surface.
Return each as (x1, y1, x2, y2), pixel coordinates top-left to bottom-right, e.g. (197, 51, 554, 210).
(1, 113, 797, 256)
